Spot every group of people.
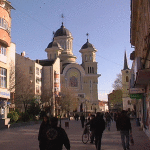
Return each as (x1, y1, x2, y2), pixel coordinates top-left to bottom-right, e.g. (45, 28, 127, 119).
(38, 110, 132, 150)
(82, 111, 132, 150)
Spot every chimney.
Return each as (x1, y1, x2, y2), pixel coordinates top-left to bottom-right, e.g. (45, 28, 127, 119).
(21, 51, 25, 56)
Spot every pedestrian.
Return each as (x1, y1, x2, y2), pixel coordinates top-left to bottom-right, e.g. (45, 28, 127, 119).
(86, 112, 105, 150)
(46, 117, 70, 150)
(85, 114, 95, 143)
(38, 115, 50, 150)
(105, 112, 112, 131)
(117, 110, 132, 150)
(80, 113, 85, 128)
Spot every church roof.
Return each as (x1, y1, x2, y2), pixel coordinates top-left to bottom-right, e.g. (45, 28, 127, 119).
(54, 23, 72, 37)
(47, 40, 61, 48)
(81, 39, 95, 49)
(123, 51, 129, 70)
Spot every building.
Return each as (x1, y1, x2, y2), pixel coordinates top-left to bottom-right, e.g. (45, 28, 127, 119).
(121, 51, 134, 111)
(0, 0, 15, 128)
(130, 0, 150, 138)
(36, 58, 61, 116)
(45, 22, 101, 115)
(15, 53, 42, 112)
(98, 100, 108, 112)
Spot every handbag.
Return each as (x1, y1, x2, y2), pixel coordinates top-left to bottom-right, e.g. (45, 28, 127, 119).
(130, 133, 134, 145)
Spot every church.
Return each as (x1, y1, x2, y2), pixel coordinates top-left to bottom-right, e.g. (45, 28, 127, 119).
(44, 22, 101, 115)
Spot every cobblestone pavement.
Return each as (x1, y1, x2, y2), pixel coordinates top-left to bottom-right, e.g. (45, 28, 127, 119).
(0, 119, 150, 150)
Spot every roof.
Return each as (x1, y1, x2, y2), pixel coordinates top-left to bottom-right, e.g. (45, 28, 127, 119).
(47, 40, 61, 48)
(81, 39, 95, 49)
(123, 51, 129, 70)
(36, 59, 55, 66)
(54, 23, 72, 37)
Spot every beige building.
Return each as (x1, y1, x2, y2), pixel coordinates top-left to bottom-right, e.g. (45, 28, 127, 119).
(130, 0, 150, 138)
(15, 53, 42, 112)
(121, 51, 134, 111)
(36, 58, 60, 116)
(0, 0, 15, 128)
(45, 23, 101, 114)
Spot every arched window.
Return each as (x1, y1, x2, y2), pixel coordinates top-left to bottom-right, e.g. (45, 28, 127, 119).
(92, 67, 94, 73)
(85, 55, 87, 61)
(126, 76, 129, 82)
(89, 55, 92, 60)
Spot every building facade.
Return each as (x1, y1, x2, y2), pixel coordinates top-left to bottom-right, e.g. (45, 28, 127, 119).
(15, 53, 42, 112)
(45, 23, 101, 114)
(0, 0, 15, 128)
(130, 0, 150, 138)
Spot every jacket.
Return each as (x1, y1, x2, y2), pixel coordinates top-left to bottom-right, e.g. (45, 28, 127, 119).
(46, 126, 70, 150)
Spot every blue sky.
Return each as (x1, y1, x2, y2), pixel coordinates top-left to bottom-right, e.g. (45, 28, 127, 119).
(10, 0, 133, 101)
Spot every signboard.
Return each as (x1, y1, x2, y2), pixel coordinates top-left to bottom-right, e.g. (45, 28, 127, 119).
(130, 93, 143, 99)
(130, 88, 145, 94)
(0, 88, 10, 99)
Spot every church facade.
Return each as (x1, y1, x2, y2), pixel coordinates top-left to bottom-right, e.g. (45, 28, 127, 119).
(45, 23, 100, 114)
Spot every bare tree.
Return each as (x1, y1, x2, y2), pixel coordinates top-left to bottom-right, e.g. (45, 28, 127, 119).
(112, 73, 122, 90)
(15, 67, 34, 112)
(59, 87, 78, 114)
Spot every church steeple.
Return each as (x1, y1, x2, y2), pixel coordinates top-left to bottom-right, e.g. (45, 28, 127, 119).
(123, 51, 129, 70)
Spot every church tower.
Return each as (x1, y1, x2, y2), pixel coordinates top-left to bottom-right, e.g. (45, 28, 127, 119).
(79, 35, 98, 75)
(121, 51, 133, 111)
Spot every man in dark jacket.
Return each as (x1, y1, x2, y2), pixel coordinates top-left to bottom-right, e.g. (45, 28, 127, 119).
(46, 117, 70, 150)
(38, 115, 50, 150)
(117, 110, 132, 150)
(80, 113, 85, 128)
(86, 112, 105, 150)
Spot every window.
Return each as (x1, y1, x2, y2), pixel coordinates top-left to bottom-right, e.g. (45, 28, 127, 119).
(0, 68, 7, 88)
(36, 85, 40, 93)
(89, 55, 92, 60)
(50, 54, 51, 59)
(29, 66, 33, 74)
(36, 67, 39, 75)
(36, 77, 40, 84)
(0, 46, 6, 56)
(126, 76, 129, 82)
(0, 17, 10, 34)
(85, 55, 87, 61)
(54, 53, 56, 59)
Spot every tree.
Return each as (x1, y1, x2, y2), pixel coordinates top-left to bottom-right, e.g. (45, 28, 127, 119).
(15, 67, 35, 113)
(59, 87, 78, 115)
(112, 73, 122, 90)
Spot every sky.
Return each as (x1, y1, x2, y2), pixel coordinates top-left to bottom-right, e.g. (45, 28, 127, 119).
(10, 0, 133, 101)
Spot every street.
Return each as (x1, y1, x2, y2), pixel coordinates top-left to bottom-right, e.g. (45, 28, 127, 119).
(0, 119, 150, 150)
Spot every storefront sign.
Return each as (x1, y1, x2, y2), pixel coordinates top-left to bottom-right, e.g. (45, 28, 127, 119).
(0, 88, 10, 99)
(130, 88, 145, 94)
(130, 93, 143, 99)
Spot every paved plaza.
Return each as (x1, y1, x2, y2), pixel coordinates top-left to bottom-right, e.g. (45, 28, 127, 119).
(0, 119, 150, 150)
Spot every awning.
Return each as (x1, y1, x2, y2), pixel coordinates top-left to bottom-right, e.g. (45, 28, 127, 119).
(135, 69, 150, 87)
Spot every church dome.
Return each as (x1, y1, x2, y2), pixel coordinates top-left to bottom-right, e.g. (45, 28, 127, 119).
(47, 41, 61, 48)
(54, 23, 72, 37)
(81, 39, 95, 49)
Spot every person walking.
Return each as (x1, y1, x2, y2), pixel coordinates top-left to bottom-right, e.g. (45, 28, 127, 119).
(117, 110, 132, 150)
(80, 113, 85, 128)
(46, 117, 70, 150)
(85, 114, 95, 143)
(105, 112, 112, 131)
(86, 112, 105, 150)
(38, 115, 50, 150)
